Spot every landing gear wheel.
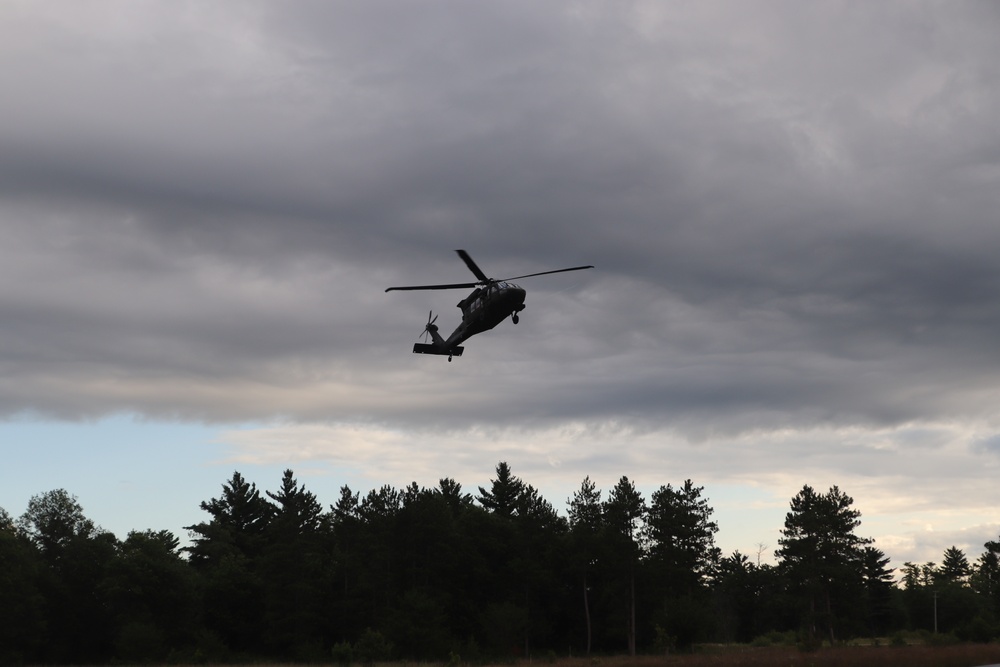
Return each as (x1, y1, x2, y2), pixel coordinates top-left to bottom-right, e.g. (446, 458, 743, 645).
(512, 313, 519, 324)
(448, 354, 453, 362)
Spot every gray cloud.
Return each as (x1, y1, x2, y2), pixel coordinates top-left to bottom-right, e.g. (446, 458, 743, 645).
(2, 1, 1000, 446)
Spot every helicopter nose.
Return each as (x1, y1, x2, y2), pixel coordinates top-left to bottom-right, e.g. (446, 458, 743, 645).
(507, 285, 526, 305)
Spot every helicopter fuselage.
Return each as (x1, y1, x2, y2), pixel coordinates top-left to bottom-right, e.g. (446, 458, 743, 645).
(445, 281, 526, 348)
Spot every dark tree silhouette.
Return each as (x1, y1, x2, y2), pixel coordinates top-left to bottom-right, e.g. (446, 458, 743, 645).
(16, 468, 998, 662)
(0, 507, 45, 663)
(184, 471, 275, 654)
(17, 488, 97, 558)
(938, 545, 971, 585)
(261, 470, 330, 658)
(603, 476, 645, 655)
(568, 476, 603, 654)
(477, 461, 524, 518)
(644, 479, 720, 649)
(776, 485, 871, 644)
(858, 546, 895, 637)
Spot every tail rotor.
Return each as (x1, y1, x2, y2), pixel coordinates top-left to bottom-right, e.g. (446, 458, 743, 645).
(419, 310, 439, 343)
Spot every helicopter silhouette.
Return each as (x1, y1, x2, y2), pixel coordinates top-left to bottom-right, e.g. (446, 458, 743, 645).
(386, 249, 593, 361)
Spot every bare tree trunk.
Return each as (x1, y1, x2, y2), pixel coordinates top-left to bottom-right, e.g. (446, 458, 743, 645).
(628, 564, 636, 656)
(826, 590, 836, 645)
(809, 595, 817, 642)
(583, 572, 592, 655)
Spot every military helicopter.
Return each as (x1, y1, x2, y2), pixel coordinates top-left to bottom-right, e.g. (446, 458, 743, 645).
(386, 249, 593, 360)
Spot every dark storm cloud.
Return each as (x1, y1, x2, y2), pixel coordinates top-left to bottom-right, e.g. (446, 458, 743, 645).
(2, 1, 1000, 436)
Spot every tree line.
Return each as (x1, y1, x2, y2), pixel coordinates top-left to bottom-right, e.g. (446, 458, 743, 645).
(2, 462, 1000, 664)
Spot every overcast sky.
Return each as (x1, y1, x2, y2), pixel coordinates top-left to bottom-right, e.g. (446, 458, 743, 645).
(2, 1, 1000, 569)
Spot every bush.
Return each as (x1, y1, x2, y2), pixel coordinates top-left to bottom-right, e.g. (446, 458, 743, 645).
(750, 630, 797, 647)
(355, 628, 393, 666)
(925, 631, 959, 647)
(958, 614, 999, 643)
(331, 640, 353, 665)
(115, 621, 166, 663)
(797, 634, 822, 653)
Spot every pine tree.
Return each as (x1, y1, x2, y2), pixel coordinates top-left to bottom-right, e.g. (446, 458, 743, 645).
(266, 469, 323, 537)
(262, 470, 328, 655)
(971, 538, 1000, 615)
(568, 477, 603, 655)
(859, 546, 894, 637)
(185, 471, 274, 564)
(776, 485, 872, 644)
(476, 462, 524, 518)
(643, 480, 720, 649)
(603, 476, 645, 656)
(184, 471, 274, 653)
(644, 479, 720, 596)
(937, 546, 971, 586)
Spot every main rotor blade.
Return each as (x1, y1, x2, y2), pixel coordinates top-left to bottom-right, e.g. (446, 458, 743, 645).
(499, 265, 595, 282)
(456, 249, 490, 283)
(386, 282, 479, 292)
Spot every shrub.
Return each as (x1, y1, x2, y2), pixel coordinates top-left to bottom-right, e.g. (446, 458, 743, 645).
(331, 640, 353, 665)
(797, 635, 822, 653)
(926, 631, 959, 647)
(958, 614, 999, 643)
(355, 628, 393, 666)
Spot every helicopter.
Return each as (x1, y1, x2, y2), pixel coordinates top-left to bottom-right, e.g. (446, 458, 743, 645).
(386, 249, 593, 361)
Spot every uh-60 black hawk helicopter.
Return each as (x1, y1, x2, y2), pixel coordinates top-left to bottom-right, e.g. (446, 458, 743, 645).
(386, 249, 593, 361)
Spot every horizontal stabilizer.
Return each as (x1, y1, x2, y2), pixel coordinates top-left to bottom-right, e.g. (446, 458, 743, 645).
(413, 343, 464, 357)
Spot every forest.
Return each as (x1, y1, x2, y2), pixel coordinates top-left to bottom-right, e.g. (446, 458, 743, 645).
(2, 462, 1000, 664)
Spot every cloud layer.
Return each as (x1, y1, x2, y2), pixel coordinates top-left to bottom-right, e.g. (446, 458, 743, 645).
(2, 1, 1000, 564)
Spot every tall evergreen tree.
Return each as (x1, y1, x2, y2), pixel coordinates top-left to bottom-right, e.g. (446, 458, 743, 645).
(330, 485, 364, 642)
(185, 471, 274, 564)
(644, 479, 720, 596)
(266, 469, 323, 537)
(261, 470, 329, 657)
(477, 461, 524, 518)
(357, 484, 404, 620)
(714, 551, 778, 643)
(938, 546, 971, 586)
(568, 477, 603, 655)
(859, 546, 894, 637)
(436, 477, 474, 516)
(511, 482, 566, 656)
(184, 471, 275, 654)
(971, 538, 1000, 615)
(643, 480, 720, 649)
(776, 485, 871, 644)
(603, 476, 645, 655)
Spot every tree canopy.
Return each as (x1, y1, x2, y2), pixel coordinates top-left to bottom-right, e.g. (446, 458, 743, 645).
(2, 466, 1000, 664)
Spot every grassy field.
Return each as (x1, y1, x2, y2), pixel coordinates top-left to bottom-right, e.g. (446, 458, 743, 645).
(173, 644, 1000, 667)
(548, 645, 1000, 666)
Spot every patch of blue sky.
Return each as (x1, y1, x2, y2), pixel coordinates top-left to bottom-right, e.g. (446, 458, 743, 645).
(1, 415, 228, 541)
(0, 416, 381, 545)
